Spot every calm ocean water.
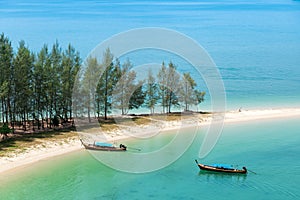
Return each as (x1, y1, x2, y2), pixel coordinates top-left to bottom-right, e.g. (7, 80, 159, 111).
(1, 117, 300, 200)
(1, 0, 300, 109)
(1, 0, 300, 199)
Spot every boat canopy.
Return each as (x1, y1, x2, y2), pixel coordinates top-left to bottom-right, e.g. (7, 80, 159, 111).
(212, 164, 234, 169)
(95, 142, 114, 147)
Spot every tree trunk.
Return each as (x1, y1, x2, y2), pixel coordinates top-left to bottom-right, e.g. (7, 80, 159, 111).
(104, 70, 108, 120)
(88, 104, 91, 123)
(168, 91, 172, 113)
(23, 112, 27, 131)
(5, 99, 9, 123)
(1, 99, 5, 123)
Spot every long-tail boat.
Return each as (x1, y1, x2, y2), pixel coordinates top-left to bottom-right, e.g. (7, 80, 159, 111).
(195, 159, 247, 174)
(80, 139, 127, 151)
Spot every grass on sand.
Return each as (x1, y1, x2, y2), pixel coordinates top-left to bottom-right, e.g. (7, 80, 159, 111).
(0, 112, 211, 157)
(0, 129, 77, 157)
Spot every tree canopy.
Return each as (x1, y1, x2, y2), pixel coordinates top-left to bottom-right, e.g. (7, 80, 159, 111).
(0, 33, 206, 135)
(0, 33, 80, 132)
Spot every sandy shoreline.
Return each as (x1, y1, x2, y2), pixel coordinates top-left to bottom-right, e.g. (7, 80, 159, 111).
(1, 107, 300, 174)
(0, 137, 82, 174)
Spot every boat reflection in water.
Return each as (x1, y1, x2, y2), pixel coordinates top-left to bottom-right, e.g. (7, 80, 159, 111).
(197, 169, 247, 182)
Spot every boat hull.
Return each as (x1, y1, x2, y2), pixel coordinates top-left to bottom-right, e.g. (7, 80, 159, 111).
(195, 160, 247, 174)
(80, 139, 126, 151)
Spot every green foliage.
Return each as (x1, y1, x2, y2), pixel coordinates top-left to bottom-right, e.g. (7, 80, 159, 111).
(0, 123, 12, 134)
(112, 58, 137, 115)
(61, 44, 81, 120)
(0, 123, 12, 136)
(13, 41, 34, 130)
(165, 62, 181, 113)
(129, 83, 145, 110)
(195, 90, 206, 105)
(155, 62, 206, 113)
(0, 33, 14, 124)
(157, 62, 168, 113)
(182, 72, 205, 109)
(82, 56, 100, 121)
(0, 33, 81, 131)
(32, 45, 49, 129)
(0, 33, 206, 129)
(95, 48, 119, 119)
(144, 69, 159, 114)
(52, 115, 60, 127)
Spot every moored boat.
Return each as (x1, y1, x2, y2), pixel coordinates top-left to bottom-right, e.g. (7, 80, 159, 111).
(80, 139, 127, 151)
(195, 159, 247, 174)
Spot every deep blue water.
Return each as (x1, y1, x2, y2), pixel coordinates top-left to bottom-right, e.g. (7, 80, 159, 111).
(1, 0, 300, 109)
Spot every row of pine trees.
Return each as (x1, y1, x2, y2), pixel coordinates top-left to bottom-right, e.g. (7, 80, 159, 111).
(0, 33, 205, 135)
(74, 48, 205, 122)
(0, 33, 80, 133)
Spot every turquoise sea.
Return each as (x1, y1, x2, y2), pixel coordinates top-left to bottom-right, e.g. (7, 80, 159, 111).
(1, 0, 300, 109)
(1, 117, 300, 199)
(1, 0, 300, 199)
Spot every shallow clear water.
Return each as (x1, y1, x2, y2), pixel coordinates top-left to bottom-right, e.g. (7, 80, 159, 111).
(1, 117, 300, 200)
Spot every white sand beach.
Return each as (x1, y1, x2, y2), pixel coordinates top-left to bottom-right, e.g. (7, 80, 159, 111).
(0, 137, 81, 174)
(1, 107, 300, 174)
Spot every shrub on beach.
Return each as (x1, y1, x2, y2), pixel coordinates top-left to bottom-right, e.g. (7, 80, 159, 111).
(0, 123, 12, 140)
